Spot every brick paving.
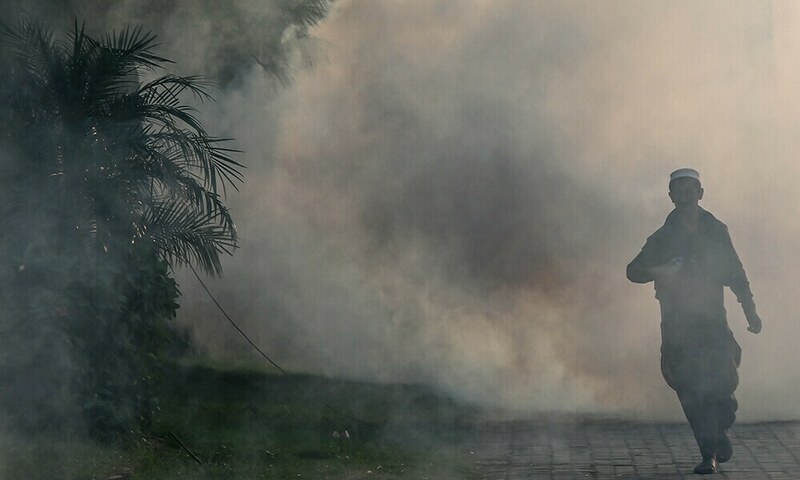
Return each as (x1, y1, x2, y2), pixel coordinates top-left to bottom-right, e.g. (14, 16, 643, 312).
(465, 419, 800, 479)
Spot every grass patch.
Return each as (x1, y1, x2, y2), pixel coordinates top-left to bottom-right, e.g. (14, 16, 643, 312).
(1, 360, 480, 479)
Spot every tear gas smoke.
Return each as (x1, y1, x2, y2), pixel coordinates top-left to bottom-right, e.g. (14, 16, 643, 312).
(189, 0, 799, 422)
(5, 1, 800, 423)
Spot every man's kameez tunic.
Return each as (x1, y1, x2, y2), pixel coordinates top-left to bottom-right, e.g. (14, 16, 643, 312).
(627, 207, 754, 458)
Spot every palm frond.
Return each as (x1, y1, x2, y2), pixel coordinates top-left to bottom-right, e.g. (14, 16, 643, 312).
(139, 74, 215, 103)
(0, 16, 54, 52)
(205, 138, 245, 194)
(0, 18, 60, 99)
(286, 0, 331, 28)
(137, 122, 244, 196)
(124, 132, 238, 232)
(101, 26, 170, 69)
(140, 198, 237, 277)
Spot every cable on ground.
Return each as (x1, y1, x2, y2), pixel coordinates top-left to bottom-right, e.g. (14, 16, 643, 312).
(188, 264, 369, 426)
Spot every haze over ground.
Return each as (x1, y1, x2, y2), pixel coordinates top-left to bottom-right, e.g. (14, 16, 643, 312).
(187, 0, 800, 422)
(6, 1, 800, 422)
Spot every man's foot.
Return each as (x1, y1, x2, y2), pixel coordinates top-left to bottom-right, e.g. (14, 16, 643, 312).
(716, 431, 732, 463)
(693, 456, 718, 475)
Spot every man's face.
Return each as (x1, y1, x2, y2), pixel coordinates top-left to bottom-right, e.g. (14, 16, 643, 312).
(668, 177, 703, 209)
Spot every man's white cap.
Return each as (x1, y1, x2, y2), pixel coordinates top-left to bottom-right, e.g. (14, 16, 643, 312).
(669, 168, 700, 183)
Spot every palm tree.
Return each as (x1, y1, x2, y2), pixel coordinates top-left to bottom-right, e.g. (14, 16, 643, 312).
(0, 19, 243, 437)
(0, 19, 243, 275)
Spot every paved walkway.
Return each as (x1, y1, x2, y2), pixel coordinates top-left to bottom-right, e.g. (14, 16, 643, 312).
(465, 420, 800, 479)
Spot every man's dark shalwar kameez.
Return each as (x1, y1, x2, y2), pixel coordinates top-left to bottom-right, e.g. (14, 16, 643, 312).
(627, 206, 754, 460)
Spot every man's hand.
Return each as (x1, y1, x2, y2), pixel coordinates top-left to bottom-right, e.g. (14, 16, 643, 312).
(744, 306, 762, 334)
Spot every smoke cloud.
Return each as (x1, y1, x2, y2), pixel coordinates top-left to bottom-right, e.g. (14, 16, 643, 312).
(6, 1, 800, 422)
(192, 0, 797, 422)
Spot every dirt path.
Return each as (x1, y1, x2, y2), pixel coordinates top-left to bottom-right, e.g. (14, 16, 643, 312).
(464, 419, 800, 479)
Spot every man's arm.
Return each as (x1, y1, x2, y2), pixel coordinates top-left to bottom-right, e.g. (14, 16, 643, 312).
(627, 234, 660, 284)
(721, 226, 762, 334)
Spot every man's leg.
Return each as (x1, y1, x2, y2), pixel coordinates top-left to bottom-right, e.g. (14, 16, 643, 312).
(661, 348, 718, 472)
(710, 335, 739, 464)
(678, 391, 719, 461)
(713, 395, 738, 463)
